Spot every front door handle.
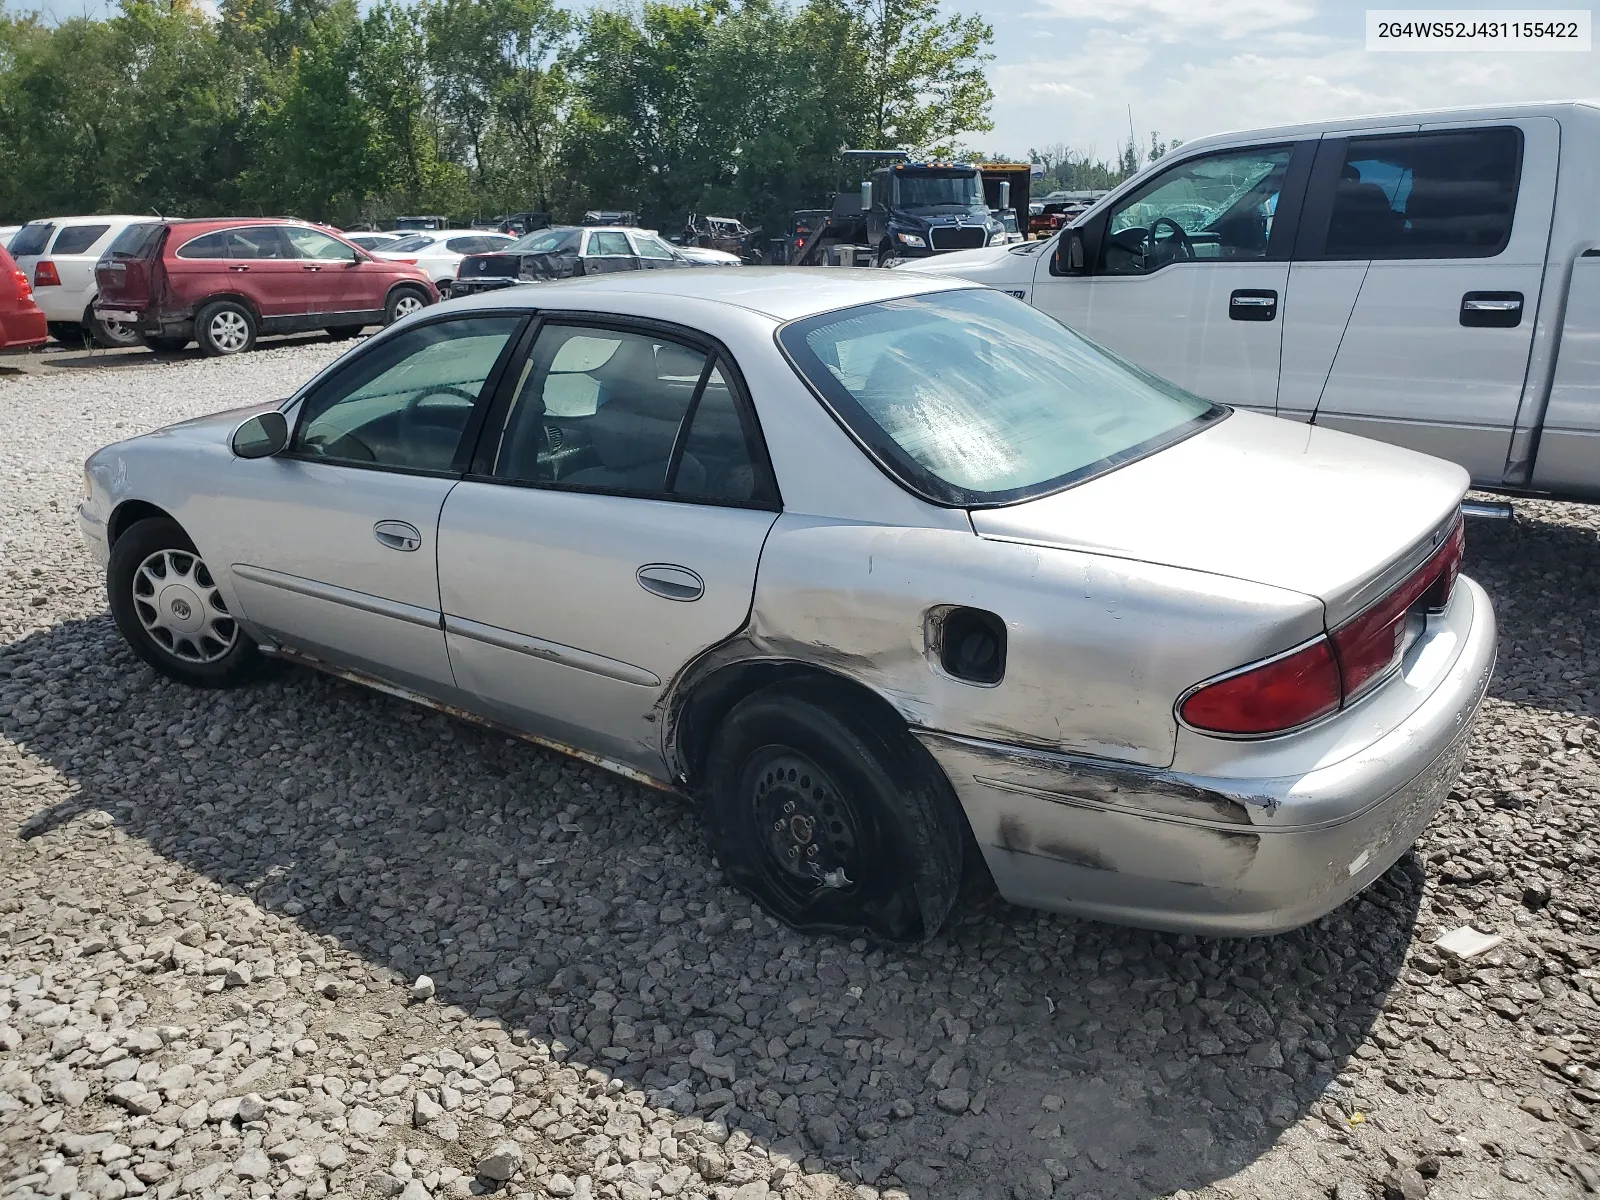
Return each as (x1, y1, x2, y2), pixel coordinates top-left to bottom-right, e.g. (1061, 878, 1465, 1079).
(302, 264, 324, 272)
(1461, 291, 1523, 328)
(227, 265, 250, 272)
(374, 520, 422, 552)
(637, 563, 704, 602)
(1229, 289, 1278, 321)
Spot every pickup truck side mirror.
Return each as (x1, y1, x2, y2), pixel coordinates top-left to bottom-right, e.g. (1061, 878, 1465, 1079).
(232, 411, 289, 459)
(1053, 227, 1087, 276)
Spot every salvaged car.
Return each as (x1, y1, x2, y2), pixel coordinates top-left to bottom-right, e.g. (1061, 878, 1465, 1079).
(683, 214, 764, 263)
(452, 226, 699, 293)
(79, 271, 1495, 943)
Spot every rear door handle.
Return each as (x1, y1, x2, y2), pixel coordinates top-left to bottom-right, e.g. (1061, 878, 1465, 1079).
(1229, 289, 1277, 321)
(636, 563, 704, 602)
(1461, 291, 1523, 328)
(227, 265, 250, 272)
(374, 520, 422, 552)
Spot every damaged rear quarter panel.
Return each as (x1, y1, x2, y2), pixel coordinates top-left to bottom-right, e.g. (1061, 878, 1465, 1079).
(739, 514, 1326, 769)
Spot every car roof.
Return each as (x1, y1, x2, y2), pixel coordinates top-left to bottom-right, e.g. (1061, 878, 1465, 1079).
(448, 266, 974, 321)
(390, 228, 509, 241)
(22, 214, 147, 226)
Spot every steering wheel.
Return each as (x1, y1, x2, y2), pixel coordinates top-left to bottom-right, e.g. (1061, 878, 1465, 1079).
(1148, 216, 1195, 262)
(397, 384, 480, 449)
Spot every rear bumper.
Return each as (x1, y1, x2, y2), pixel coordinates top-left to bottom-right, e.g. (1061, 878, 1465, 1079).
(918, 576, 1496, 936)
(451, 278, 523, 295)
(95, 305, 192, 341)
(0, 307, 48, 351)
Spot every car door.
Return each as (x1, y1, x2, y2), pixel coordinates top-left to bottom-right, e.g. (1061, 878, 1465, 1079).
(281, 225, 365, 320)
(437, 319, 781, 775)
(1294, 119, 1556, 482)
(224, 226, 305, 323)
(1031, 142, 1311, 412)
(218, 314, 526, 694)
(583, 230, 640, 275)
(630, 232, 686, 270)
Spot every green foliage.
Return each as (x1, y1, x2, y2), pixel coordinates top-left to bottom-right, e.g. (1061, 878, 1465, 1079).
(0, 0, 995, 232)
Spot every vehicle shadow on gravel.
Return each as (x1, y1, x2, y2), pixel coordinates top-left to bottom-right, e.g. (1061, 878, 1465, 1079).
(1468, 508, 1600, 717)
(2, 615, 1423, 1200)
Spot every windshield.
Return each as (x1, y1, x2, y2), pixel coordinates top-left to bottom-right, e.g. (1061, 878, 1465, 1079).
(384, 234, 435, 252)
(508, 228, 581, 254)
(10, 223, 54, 258)
(894, 171, 983, 211)
(778, 288, 1221, 506)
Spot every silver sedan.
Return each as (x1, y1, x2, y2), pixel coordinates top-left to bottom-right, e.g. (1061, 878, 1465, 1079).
(78, 270, 1495, 942)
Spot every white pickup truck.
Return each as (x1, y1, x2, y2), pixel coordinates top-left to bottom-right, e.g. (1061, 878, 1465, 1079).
(905, 100, 1600, 501)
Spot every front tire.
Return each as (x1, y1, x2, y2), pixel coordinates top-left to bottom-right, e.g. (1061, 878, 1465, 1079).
(107, 518, 264, 688)
(385, 286, 429, 325)
(195, 301, 257, 357)
(876, 244, 905, 269)
(703, 681, 965, 942)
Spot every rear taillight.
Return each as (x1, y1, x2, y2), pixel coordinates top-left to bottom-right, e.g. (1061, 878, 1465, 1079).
(1181, 517, 1465, 736)
(12, 269, 33, 300)
(1179, 639, 1342, 736)
(1332, 517, 1464, 700)
(33, 261, 60, 287)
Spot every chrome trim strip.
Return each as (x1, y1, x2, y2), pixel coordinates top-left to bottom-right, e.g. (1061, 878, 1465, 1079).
(230, 564, 441, 630)
(443, 614, 660, 687)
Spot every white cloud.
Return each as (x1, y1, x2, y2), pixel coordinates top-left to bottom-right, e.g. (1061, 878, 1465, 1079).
(989, 4, 1598, 157)
(1026, 0, 1316, 38)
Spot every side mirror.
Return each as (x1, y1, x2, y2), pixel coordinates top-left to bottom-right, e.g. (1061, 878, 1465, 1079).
(1054, 226, 1087, 275)
(998, 181, 1011, 209)
(232, 410, 289, 459)
(860, 180, 873, 211)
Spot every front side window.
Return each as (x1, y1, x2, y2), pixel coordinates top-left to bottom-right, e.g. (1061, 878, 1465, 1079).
(1323, 128, 1520, 259)
(779, 288, 1220, 507)
(633, 234, 677, 260)
(1103, 146, 1292, 275)
(487, 324, 772, 504)
(284, 226, 358, 261)
(294, 316, 521, 472)
(51, 224, 111, 255)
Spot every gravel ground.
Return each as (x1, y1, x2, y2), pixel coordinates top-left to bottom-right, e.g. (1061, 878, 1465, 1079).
(0, 340, 1597, 1200)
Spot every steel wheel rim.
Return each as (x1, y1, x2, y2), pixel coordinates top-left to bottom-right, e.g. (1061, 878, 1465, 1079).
(748, 749, 866, 895)
(393, 295, 424, 320)
(131, 548, 237, 664)
(209, 310, 249, 352)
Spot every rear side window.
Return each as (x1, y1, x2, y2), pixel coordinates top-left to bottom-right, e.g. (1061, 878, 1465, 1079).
(228, 227, 290, 260)
(1324, 128, 1521, 259)
(107, 222, 163, 259)
(51, 224, 111, 255)
(176, 231, 230, 259)
(588, 232, 632, 257)
(10, 223, 55, 257)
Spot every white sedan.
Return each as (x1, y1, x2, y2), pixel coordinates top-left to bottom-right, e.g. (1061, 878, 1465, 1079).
(78, 271, 1493, 942)
(372, 230, 515, 298)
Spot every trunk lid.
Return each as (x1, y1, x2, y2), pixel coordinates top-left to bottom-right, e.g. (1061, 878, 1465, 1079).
(967, 410, 1468, 625)
(94, 221, 166, 310)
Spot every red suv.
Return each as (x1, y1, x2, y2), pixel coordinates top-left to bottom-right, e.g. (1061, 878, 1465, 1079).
(94, 218, 438, 356)
(0, 243, 48, 351)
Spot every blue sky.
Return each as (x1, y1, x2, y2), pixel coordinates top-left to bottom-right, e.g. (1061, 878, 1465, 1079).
(985, 0, 1597, 161)
(29, 0, 1599, 161)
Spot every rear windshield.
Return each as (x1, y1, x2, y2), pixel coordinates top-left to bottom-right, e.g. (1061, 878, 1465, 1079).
(106, 222, 163, 259)
(778, 288, 1222, 507)
(10, 223, 55, 257)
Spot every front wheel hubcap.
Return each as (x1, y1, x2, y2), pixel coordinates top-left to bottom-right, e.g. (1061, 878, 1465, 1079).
(209, 311, 249, 351)
(132, 548, 237, 664)
(393, 295, 423, 319)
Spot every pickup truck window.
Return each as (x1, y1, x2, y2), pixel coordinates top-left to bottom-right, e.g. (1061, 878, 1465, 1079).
(1103, 146, 1292, 275)
(1324, 128, 1520, 260)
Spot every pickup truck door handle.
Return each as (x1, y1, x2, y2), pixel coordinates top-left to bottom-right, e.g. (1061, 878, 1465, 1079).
(1229, 289, 1278, 321)
(373, 520, 422, 552)
(636, 564, 704, 602)
(1460, 291, 1523, 328)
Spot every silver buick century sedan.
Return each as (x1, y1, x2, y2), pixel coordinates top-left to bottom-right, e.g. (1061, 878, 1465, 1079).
(79, 271, 1496, 943)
